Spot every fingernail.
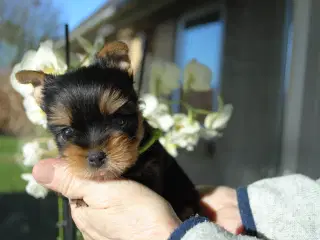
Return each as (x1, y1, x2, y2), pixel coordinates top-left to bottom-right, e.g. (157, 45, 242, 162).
(32, 160, 55, 184)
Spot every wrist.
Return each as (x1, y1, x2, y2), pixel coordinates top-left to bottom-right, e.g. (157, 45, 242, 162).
(154, 216, 182, 240)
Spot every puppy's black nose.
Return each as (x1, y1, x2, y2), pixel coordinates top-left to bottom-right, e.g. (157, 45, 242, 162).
(88, 151, 106, 168)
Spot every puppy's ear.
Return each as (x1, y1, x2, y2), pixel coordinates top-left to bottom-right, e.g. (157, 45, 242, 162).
(96, 41, 133, 76)
(15, 70, 46, 87)
(15, 70, 47, 105)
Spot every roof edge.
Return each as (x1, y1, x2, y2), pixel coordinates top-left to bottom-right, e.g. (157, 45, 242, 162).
(54, 0, 129, 49)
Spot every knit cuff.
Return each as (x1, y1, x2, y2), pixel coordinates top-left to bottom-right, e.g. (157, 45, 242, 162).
(236, 186, 257, 237)
(168, 216, 209, 240)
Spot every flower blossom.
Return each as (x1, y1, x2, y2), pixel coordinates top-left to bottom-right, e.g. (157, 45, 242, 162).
(10, 40, 67, 97)
(203, 104, 233, 139)
(184, 59, 212, 92)
(21, 173, 48, 199)
(23, 96, 47, 128)
(21, 141, 43, 167)
(159, 134, 178, 157)
(10, 40, 67, 128)
(149, 60, 180, 95)
(140, 94, 174, 132)
(169, 113, 201, 151)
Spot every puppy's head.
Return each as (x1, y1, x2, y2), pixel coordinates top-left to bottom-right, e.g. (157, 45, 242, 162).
(16, 41, 144, 180)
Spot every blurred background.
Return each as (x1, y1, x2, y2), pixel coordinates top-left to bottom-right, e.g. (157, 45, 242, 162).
(0, 0, 319, 239)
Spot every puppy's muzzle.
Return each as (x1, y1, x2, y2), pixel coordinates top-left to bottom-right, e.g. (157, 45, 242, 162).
(87, 150, 107, 168)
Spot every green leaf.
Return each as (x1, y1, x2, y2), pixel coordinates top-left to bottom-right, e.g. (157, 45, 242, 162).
(217, 95, 224, 112)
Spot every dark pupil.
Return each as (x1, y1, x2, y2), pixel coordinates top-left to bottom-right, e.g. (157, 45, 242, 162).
(63, 128, 74, 139)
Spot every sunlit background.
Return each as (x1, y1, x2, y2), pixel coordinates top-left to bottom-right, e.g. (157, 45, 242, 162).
(0, 0, 319, 239)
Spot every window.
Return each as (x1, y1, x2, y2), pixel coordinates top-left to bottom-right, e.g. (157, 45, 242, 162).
(173, 4, 225, 113)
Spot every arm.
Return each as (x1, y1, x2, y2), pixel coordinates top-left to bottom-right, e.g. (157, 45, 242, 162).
(168, 215, 258, 240)
(236, 174, 320, 240)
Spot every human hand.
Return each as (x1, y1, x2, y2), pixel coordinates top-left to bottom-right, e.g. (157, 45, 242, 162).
(197, 185, 243, 235)
(32, 159, 181, 240)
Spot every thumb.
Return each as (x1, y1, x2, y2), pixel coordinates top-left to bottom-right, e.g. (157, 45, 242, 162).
(32, 158, 92, 199)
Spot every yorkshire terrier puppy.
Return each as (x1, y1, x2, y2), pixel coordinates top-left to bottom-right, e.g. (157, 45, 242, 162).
(15, 41, 200, 220)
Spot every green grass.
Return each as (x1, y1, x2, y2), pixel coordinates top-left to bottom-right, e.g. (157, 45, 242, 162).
(0, 136, 27, 192)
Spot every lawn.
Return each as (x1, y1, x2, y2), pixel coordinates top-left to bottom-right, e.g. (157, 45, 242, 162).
(0, 136, 27, 192)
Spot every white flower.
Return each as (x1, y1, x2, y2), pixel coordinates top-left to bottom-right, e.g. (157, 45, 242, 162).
(10, 40, 67, 98)
(149, 60, 180, 95)
(200, 128, 222, 139)
(140, 94, 174, 132)
(145, 104, 174, 132)
(184, 59, 212, 92)
(169, 114, 201, 151)
(203, 104, 233, 139)
(21, 173, 48, 199)
(140, 94, 159, 117)
(10, 63, 34, 98)
(156, 111, 174, 132)
(204, 104, 233, 129)
(22, 141, 43, 167)
(21, 40, 67, 74)
(47, 139, 57, 152)
(159, 135, 178, 157)
(23, 96, 47, 128)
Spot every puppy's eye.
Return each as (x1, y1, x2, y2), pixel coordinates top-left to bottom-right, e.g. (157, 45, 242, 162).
(113, 118, 126, 127)
(61, 127, 74, 140)
(118, 119, 126, 126)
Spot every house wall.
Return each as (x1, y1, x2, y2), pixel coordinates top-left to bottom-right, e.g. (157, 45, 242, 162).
(281, 0, 320, 179)
(296, 0, 320, 179)
(213, 0, 286, 187)
(147, 0, 287, 187)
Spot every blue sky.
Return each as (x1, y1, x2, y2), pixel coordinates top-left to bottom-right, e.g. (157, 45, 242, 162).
(0, 1, 106, 67)
(52, 0, 224, 93)
(54, 0, 107, 30)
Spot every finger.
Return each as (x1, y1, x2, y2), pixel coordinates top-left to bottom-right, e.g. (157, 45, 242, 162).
(33, 159, 151, 207)
(32, 158, 93, 199)
(70, 203, 103, 240)
(81, 179, 142, 208)
(70, 202, 89, 234)
(215, 207, 242, 235)
(82, 232, 95, 240)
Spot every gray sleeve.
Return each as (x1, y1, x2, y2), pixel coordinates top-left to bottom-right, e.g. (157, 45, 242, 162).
(169, 215, 259, 240)
(245, 174, 320, 240)
(180, 221, 258, 240)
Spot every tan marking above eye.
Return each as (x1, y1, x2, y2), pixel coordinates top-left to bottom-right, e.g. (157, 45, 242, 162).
(48, 103, 72, 126)
(99, 89, 128, 114)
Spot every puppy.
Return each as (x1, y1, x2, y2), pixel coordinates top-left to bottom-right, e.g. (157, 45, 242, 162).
(15, 41, 200, 220)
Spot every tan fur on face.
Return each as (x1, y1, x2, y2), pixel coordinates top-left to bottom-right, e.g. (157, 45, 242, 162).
(61, 112, 144, 181)
(99, 89, 128, 114)
(62, 144, 91, 178)
(48, 103, 72, 126)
